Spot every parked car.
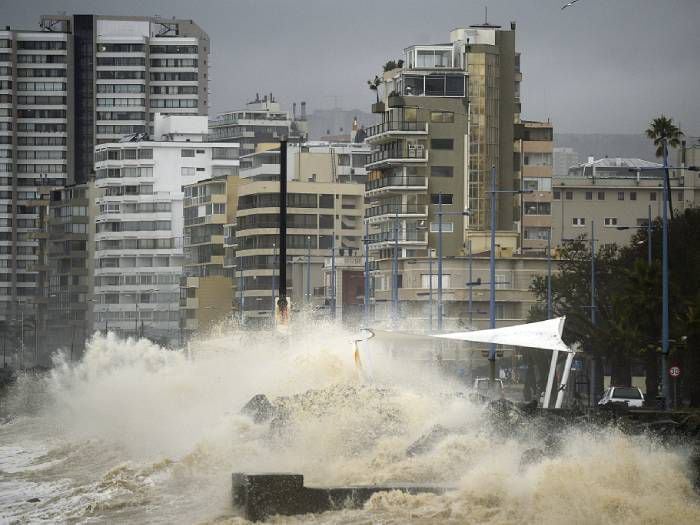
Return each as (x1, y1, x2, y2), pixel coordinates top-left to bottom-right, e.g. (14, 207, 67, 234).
(598, 386, 644, 408)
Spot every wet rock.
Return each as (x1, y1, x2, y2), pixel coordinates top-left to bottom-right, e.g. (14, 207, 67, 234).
(406, 425, 449, 456)
(26, 497, 40, 503)
(679, 414, 700, 437)
(241, 394, 276, 423)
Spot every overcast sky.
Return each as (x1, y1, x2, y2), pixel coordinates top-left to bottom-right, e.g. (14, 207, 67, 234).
(2, 0, 699, 135)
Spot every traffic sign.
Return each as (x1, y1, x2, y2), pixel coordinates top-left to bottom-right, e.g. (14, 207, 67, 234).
(669, 365, 681, 378)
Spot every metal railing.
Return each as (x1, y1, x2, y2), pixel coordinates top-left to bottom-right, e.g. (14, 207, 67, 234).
(365, 204, 428, 218)
(365, 121, 428, 138)
(365, 176, 427, 191)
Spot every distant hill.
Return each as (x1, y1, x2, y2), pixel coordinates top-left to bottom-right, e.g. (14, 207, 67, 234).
(307, 108, 377, 141)
(555, 134, 658, 163)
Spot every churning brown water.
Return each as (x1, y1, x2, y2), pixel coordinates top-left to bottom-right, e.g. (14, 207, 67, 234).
(1, 322, 698, 524)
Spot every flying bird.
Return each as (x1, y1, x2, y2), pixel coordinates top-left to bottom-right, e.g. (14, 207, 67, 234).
(561, 0, 580, 9)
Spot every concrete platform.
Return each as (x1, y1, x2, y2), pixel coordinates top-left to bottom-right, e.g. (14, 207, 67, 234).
(232, 473, 449, 522)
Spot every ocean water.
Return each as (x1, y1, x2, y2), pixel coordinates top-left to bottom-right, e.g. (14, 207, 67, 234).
(1, 321, 698, 524)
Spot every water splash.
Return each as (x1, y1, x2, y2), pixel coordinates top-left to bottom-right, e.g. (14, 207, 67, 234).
(0, 322, 698, 524)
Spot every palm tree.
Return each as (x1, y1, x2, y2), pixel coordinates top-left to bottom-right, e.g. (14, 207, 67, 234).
(367, 76, 381, 103)
(646, 115, 683, 218)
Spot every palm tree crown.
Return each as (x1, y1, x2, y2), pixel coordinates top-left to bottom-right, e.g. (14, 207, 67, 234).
(645, 115, 683, 158)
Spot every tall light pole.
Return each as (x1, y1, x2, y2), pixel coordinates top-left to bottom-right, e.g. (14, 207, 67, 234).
(488, 165, 532, 384)
(428, 253, 433, 331)
(330, 235, 336, 319)
(547, 230, 552, 320)
(661, 142, 670, 409)
(467, 239, 473, 327)
(271, 242, 277, 322)
(437, 194, 444, 330)
(435, 203, 472, 331)
(392, 211, 399, 328)
(306, 235, 311, 304)
(363, 221, 370, 326)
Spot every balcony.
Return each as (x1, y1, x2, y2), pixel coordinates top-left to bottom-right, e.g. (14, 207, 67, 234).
(366, 230, 428, 248)
(365, 121, 428, 144)
(365, 176, 427, 196)
(365, 204, 428, 222)
(365, 147, 428, 170)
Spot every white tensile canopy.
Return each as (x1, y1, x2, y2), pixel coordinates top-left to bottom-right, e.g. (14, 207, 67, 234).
(367, 317, 577, 409)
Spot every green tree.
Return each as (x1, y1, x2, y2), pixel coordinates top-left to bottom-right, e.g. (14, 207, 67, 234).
(646, 115, 683, 219)
(366, 76, 381, 103)
(645, 115, 683, 158)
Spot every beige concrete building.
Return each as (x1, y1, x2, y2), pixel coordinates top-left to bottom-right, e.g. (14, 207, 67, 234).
(181, 174, 243, 337)
(372, 250, 550, 331)
(365, 23, 520, 267)
(551, 157, 699, 247)
(517, 120, 554, 250)
(235, 143, 367, 324)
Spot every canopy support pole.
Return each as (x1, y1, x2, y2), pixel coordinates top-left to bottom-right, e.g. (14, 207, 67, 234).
(542, 349, 559, 409)
(555, 352, 575, 409)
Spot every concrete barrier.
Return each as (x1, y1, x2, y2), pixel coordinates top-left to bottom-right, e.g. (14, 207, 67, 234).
(232, 473, 448, 522)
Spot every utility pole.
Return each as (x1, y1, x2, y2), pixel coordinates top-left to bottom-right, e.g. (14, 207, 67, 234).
(428, 254, 433, 332)
(271, 242, 276, 322)
(647, 204, 652, 265)
(547, 230, 552, 319)
(590, 220, 597, 405)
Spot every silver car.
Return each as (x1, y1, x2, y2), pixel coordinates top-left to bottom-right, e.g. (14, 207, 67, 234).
(598, 386, 645, 408)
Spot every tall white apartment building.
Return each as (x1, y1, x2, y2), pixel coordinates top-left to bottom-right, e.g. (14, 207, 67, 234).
(92, 115, 238, 342)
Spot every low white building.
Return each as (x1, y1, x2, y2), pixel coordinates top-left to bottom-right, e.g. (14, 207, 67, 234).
(92, 114, 238, 342)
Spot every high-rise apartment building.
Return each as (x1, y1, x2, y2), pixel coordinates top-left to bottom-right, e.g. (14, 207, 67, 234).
(209, 94, 308, 166)
(1, 15, 210, 356)
(92, 115, 237, 342)
(0, 27, 70, 343)
(365, 23, 519, 268)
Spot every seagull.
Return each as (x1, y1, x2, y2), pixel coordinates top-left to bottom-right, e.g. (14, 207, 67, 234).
(561, 0, 580, 9)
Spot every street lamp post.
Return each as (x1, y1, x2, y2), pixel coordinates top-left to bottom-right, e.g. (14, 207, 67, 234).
(435, 202, 472, 331)
(363, 221, 370, 326)
(487, 165, 533, 384)
(331, 235, 336, 319)
(306, 235, 311, 304)
(392, 211, 399, 328)
(271, 243, 276, 321)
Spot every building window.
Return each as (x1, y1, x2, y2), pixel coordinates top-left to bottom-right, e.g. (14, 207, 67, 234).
(138, 149, 153, 160)
(430, 193, 453, 205)
(431, 166, 454, 178)
(181, 149, 195, 158)
(524, 202, 551, 215)
(565, 191, 573, 200)
(422, 274, 450, 289)
(617, 191, 625, 201)
(585, 191, 593, 200)
(572, 217, 586, 226)
(181, 167, 195, 177)
(430, 139, 454, 150)
(598, 191, 605, 200)
(429, 222, 454, 233)
(429, 111, 454, 123)
(677, 191, 683, 201)
(553, 190, 561, 200)
(650, 192, 657, 201)
(604, 217, 618, 227)
(630, 191, 637, 201)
